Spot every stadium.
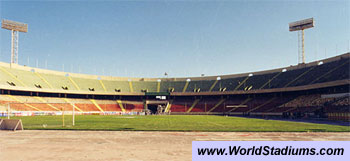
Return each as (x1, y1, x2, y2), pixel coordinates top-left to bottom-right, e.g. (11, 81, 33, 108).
(0, 52, 349, 125)
(0, 1, 349, 161)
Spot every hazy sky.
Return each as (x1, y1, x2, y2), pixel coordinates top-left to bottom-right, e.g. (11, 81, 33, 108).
(0, 0, 349, 78)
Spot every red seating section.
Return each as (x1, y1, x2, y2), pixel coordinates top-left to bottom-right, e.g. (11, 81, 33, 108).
(99, 104, 122, 111)
(124, 104, 143, 112)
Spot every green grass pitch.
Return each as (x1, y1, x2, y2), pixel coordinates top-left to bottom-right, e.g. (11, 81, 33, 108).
(2, 115, 349, 132)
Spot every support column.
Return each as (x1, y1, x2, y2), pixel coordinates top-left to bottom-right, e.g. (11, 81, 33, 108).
(11, 30, 19, 64)
(302, 29, 305, 63)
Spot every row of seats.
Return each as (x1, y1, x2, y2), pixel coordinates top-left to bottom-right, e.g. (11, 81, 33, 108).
(0, 94, 347, 122)
(0, 95, 143, 112)
(170, 94, 348, 114)
(279, 94, 348, 108)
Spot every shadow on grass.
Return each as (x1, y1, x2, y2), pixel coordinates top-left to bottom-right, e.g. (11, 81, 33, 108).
(234, 116, 350, 126)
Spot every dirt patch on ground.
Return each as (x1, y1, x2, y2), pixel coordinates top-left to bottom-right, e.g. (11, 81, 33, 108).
(1, 130, 349, 161)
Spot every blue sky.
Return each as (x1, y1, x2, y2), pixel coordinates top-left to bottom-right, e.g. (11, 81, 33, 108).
(0, 0, 349, 78)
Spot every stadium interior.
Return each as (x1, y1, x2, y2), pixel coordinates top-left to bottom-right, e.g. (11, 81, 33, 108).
(0, 52, 349, 121)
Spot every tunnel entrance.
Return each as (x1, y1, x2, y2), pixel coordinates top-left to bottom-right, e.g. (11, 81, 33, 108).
(147, 104, 158, 114)
(145, 100, 168, 115)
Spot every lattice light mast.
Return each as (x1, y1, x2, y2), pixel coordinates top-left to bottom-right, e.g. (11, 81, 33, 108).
(289, 18, 314, 64)
(1, 19, 28, 64)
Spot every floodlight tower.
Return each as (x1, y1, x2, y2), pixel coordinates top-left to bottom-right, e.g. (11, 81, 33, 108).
(289, 18, 314, 64)
(1, 19, 28, 64)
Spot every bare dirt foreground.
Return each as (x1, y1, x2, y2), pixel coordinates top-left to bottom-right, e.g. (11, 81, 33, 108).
(1, 130, 350, 161)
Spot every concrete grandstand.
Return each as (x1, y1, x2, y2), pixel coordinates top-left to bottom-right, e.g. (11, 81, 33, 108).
(0, 52, 349, 121)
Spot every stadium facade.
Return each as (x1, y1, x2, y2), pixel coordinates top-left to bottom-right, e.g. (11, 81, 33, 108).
(0, 52, 349, 121)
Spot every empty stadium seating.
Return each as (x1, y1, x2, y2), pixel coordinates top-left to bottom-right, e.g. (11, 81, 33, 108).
(0, 53, 349, 121)
(0, 53, 349, 93)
